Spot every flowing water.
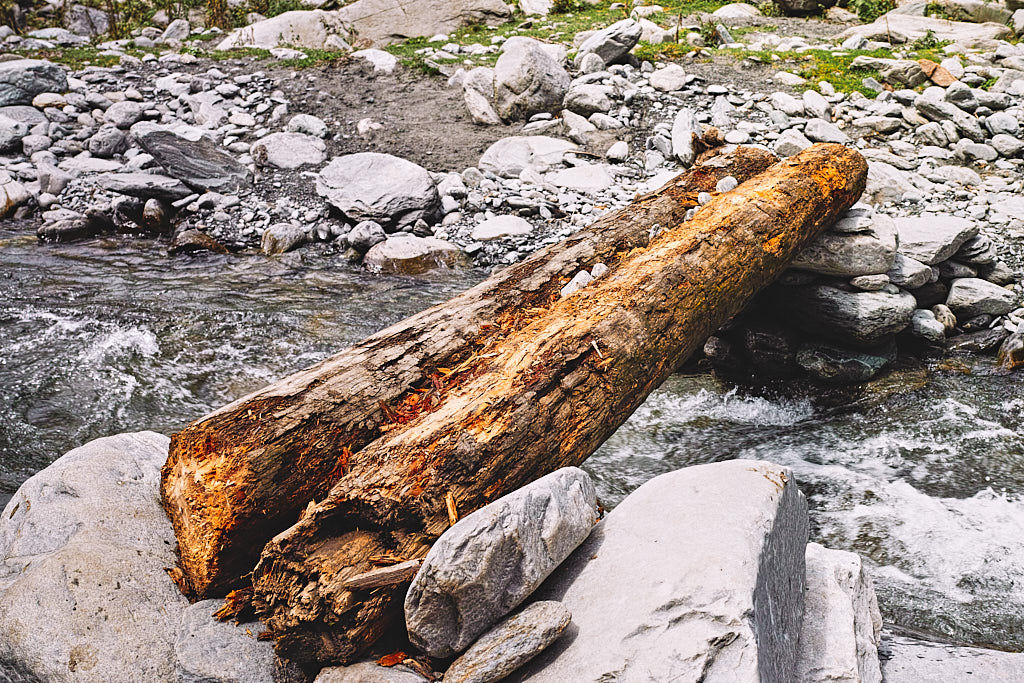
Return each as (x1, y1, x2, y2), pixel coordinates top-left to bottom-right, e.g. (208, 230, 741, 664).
(2, 223, 1024, 651)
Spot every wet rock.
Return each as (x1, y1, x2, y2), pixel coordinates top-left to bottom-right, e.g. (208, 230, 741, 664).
(315, 662, 428, 682)
(0, 170, 30, 219)
(997, 328, 1024, 371)
(882, 634, 1024, 681)
(478, 136, 577, 178)
(174, 599, 283, 683)
(781, 285, 917, 347)
(471, 214, 533, 241)
(136, 128, 251, 194)
(796, 340, 896, 383)
(0, 59, 68, 106)
(317, 153, 440, 230)
(518, 460, 808, 682)
(169, 229, 230, 255)
(444, 601, 571, 683)
(946, 278, 1017, 318)
(946, 327, 1009, 354)
(895, 215, 978, 265)
(792, 214, 897, 277)
(909, 308, 946, 344)
(406, 467, 597, 658)
(363, 233, 460, 275)
(494, 37, 571, 121)
(96, 172, 193, 201)
(252, 132, 327, 169)
(796, 543, 883, 683)
(574, 19, 642, 67)
(37, 209, 112, 242)
(0, 433, 189, 682)
(261, 223, 309, 255)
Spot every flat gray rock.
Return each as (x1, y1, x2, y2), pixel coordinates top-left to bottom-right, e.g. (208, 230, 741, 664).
(478, 136, 577, 178)
(781, 285, 917, 347)
(363, 234, 460, 275)
(175, 600, 283, 683)
(405, 467, 597, 658)
(252, 132, 326, 169)
(444, 601, 570, 683)
(792, 214, 896, 277)
(895, 215, 979, 265)
(136, 128, 251, 194)
(796, 543, 883, 683)
(515, 459, 808, 682)
(317, 152, 440, 230)
(946, 277, 1017, 318)
(96, 172, 193, 200)
(0, 432, 189, 682)
(0, 59, 67, 107)
(575, 19, 642, 66)
(882, 633, 1024, 681)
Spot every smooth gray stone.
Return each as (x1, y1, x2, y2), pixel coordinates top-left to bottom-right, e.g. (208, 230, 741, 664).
(315, 662, 428, 682)
(174, 600, 281, 683)
(478, 135, 576, 178)
(0, 114, 28, 152)
(443, 601, 570, 683)
(895, 215, 979, 265)
(494, 38, 570, 122)
(87, 125, 128, 158)
(796, 543, 883, 683)
(792, 214, 896, 277)
(909, 309, 946, 344)
(103, 100, 147, 129)
(881, 634, 1024, 681)
(946, 277, 1017, 318)
(796, 339, 896, 383)
(317, 152, 440, 230)
(405, 467, 597, 658)
(64, 3, 111, 36)
(781, 285, 917, 347)
(252, 132, 326, 169)
(362, 233, 460, 275)
(261, 223, 308, 255)
(516, 460, 808, 682)
(0, 432, 189, 682)
(562, 82, 613, 116)
(574, 18, 642, 66)
(671, 107, 700, 166)
(0, 59, 67, 107)
(96, 172, 193, 200)
(136, 128, 251, 194)
(0, 105, 48, 125)
(804, 118, 852, 144)
(887, 253, 932, 289)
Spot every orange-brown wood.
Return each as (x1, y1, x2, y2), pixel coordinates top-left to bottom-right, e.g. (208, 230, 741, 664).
(249, 144, 868, 666)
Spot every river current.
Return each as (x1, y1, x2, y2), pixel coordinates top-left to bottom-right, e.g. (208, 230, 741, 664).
(2, 223, 1023, 651)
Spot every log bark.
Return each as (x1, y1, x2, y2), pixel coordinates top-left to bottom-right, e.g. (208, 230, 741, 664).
(160, 146, 779, 599)
(251, 144, 868, 666)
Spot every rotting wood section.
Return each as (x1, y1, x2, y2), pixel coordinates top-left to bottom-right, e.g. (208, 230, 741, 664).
(248, 144, 868, 666)
(160, 145, 778, 599)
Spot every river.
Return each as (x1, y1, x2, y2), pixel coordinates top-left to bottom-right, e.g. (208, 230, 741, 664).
(2, 223, 1023, 651)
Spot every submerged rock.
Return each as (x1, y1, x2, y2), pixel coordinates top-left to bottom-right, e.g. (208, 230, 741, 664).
(518, 459, 808, 681)
(406, 467, 597, 658)
(363, 233, 460, 274)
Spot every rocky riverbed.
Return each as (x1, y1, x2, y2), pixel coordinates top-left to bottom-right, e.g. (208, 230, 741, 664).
(2, 0, 1024, 679)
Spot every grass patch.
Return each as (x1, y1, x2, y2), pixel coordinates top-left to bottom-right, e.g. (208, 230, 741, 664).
(718, 46, 899, 94)
(8, 45, 158, 68)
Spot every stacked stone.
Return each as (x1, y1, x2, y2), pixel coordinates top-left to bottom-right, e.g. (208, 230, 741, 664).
(705, 204, 1021, 383)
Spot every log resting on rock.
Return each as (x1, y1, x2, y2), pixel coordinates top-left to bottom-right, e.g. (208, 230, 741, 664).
(160, 146, 778, 599)
(249, 143, 867, 666)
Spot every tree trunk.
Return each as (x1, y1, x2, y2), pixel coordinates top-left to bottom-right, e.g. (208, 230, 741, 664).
(250, 144, 868, 666)
(160, 146, 779, 599)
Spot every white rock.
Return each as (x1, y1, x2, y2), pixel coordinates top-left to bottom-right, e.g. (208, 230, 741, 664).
(649, 64, 688, 92)
(478, 135, 577, 178)
(471, 214, 533, 240)
(352, 48, 398, 73)
(546, 163, 614, 192)
(670, 107, 700, 166)
(252, 131, 326, 169)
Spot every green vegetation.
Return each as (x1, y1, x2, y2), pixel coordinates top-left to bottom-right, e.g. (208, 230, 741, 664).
(846, 0, 895, 22)
(910, 29, 949, 51)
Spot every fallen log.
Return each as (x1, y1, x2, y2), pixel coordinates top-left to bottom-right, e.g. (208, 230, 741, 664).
(251, 144, 868, 666)
(160, 145, 778, 599)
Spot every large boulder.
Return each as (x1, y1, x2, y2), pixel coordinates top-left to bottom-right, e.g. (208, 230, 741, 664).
(0, 432, 189, 682)
(252, 132, 327, 169)
(362, 233, 460, 274)
(796, 543, 883, 682)
(838, 13, 1011, 48)
(946, 277, 1017, 318)
(478, 136, 577, 178)
(779, 285, 917, 347)
(791, 214, 897, 277)
(216, 10, 353, 50)
(405, 468, 597, 658)
(518, 460, 809, 681)
(574, 19, 642, 67)
(0, 59, 68, 107)
(494, 38, 571, 122)
(64, 4, 111, 36)
(134, 127, 251, 194)
(894, 215, 978, 265)
(317, 153, 441, 230)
